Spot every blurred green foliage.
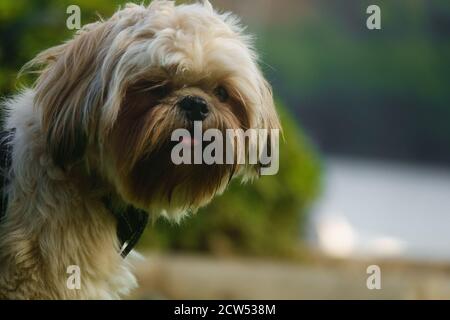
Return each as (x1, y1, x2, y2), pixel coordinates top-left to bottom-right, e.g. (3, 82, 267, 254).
(0, 0, 126, 93)
(252, 0, 450, 163)
(0, 0, 321, 257)
(257, 1, 450, 105)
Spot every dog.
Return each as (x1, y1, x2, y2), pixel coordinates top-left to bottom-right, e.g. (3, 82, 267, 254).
(0, 0, 280, 299)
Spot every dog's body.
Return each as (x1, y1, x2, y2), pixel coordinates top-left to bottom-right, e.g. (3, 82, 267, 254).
(0, 1, 280, 299)
(0, 90, 137, 299)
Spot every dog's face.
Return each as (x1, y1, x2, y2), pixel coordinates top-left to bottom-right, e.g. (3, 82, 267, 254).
(29, 1, 280, 218)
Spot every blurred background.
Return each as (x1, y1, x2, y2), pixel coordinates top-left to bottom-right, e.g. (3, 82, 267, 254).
(1, 0, 450, 299)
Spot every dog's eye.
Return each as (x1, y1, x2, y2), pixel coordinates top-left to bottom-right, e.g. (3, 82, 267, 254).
(214, 86, 229, 102)
(151, 84, 170, 98)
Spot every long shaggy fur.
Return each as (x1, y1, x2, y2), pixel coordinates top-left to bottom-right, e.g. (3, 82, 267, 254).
(0, 0, 280, 299)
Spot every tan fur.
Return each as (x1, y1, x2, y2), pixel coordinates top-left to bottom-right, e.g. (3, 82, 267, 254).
(0, 1, 280, 299)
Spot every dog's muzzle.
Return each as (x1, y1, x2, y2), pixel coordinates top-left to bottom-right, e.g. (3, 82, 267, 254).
(178, 95, 209, 121)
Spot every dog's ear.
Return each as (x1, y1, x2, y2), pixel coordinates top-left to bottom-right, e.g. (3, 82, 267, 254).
(257, 77, 282, 176)
(258, 77, 281, 133)
(241, 73, 282, 180)
(25, 22, 109, 169)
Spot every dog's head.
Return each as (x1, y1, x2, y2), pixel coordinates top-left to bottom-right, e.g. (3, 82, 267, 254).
(28, 0, 280, 218)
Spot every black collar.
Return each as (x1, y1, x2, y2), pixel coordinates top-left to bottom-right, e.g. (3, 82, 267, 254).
(0, 129, 14, 220)
(103, 197, 149, 258)
(0, 129, 148, 258)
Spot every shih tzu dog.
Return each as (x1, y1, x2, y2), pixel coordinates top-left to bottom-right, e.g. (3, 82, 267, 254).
(0, 0, 280, 299)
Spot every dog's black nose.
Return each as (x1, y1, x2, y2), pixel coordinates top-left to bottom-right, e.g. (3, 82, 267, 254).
(178, 96, 209, 121)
